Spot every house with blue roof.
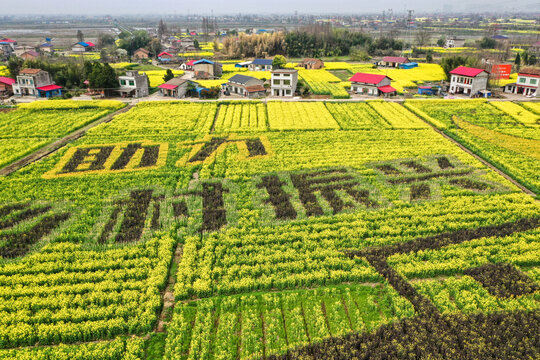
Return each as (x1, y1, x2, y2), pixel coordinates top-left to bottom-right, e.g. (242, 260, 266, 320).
(193, 59, 223, 79)
(38, 42, 55, 54)
(71, 41, 96, 53)
(249, 59, 273, 71)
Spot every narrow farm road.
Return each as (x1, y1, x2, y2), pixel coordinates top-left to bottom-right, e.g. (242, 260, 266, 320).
(0, 104, 133, 176)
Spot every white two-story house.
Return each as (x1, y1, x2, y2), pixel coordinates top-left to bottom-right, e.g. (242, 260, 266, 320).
(270, 69, 298, 97)
(117, 70, 149, 98)
(503, 67, 539, 97)
(449, 66, 489, 97)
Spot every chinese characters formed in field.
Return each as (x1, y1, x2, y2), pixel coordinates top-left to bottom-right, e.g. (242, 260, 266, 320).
(0, 202, 70, 258)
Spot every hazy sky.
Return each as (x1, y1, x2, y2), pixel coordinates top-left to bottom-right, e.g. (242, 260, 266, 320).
(2, 0, 535, 14)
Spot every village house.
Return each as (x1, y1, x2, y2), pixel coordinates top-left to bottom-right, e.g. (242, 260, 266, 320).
(12, 69, 62, 98)
(158, 51, 175, 63)
(0, 38, 16, 59)
(349, 73, 397, 97)
(180, 60, 196, 71)
(38, 42, 54, 54)
(379, 56, 410, 68)
(445, 37, 466, 48)
(299, 58, 324, 70)
(20, 50, 40, 61)
(133, 48, 150, 60)
(0, 77, 16, 97)
(71, 41, 96, 53)
(503, 67, 539, 97)
(193, 59, 222, 79)
(248, 59, 273, 71)
(117, 70, 149, 98)
(448, 66, 489, 97)
(226, 74, 266, 98)
(271, 69, 298, 97)
(14, 45, 36, 57)
(158, 77, 198, 98)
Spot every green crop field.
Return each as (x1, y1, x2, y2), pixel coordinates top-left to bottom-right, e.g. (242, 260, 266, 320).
(0, 99, 538, 359)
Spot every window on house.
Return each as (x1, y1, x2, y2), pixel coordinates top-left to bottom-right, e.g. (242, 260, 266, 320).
(286, 90, 291, 95)
(283, 80, 290, 85)
(129, 81, 135, 86)
(120, 80, 126, 85)
(283, 73, 290, 77)
(273, 80, 280, 86)
(519, 78, 526, 83)
(530, 79, 537, 85)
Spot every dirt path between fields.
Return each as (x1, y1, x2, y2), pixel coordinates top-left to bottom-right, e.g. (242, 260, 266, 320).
(419, 118, 537, 197)
(0, 104, 133, 176)
(156, 244, 183, 332)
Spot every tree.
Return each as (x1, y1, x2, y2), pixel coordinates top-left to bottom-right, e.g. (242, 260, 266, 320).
(77, 30, 84, 43)
(157, 19, 168, 38)
(272, 55, 287, 69)
(97, 33, 115, 48)
(415, 28, 431, 47)
(350, 47, 371, 61)
(194, 39, 200, 50)
(479, 37, 496, 49)
(118, 30, 151, 56)
(515, 53, 521, 70)
(148, 38, 162, 58)
(426, 50, 433, 63)
(528, 53, 537, 66)
(437, 37, 445, 47)
(88, 63, 118, 95)
(441, 55, 479, 79)
(7, 56, 24, 77)
(163, 69, 174, 82)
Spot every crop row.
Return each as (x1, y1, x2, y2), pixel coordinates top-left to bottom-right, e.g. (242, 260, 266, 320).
(164, 284, 413, 360)
(0, 234, 174, 348)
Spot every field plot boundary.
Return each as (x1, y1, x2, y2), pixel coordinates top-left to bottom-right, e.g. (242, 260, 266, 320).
(0, 104, 132, 176)
(412, 110, 537, 197)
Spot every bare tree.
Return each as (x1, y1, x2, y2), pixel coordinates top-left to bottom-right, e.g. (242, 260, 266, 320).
(415, 28, 431, 47)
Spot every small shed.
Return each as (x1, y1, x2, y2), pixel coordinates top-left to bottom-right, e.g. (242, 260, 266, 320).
(399, 62, 418, 69)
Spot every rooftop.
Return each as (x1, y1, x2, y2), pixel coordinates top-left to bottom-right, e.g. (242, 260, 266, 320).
(19, 68, 44, 75)
(251, 59, 273, 66)
(228, 74, 262, 85)
(449, 66, 488, 77)
(349, 73, 390, 85)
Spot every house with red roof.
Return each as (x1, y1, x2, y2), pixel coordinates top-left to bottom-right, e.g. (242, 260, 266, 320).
(503, 67, 539, 97)
(158, 77, 198, 98)
(180, 60, 197, 71)
(12, 69, 62, 98)
(0, 77, 16, 96)
(71, 41, 96, 53)
(379, 56, 410, 68)
(158, 51, 175, 63)
(348, 73, 397, 97)
(449, 66, 489, 97)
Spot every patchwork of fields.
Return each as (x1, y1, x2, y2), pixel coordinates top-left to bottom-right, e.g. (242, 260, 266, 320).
(0, 99, 538, 359)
